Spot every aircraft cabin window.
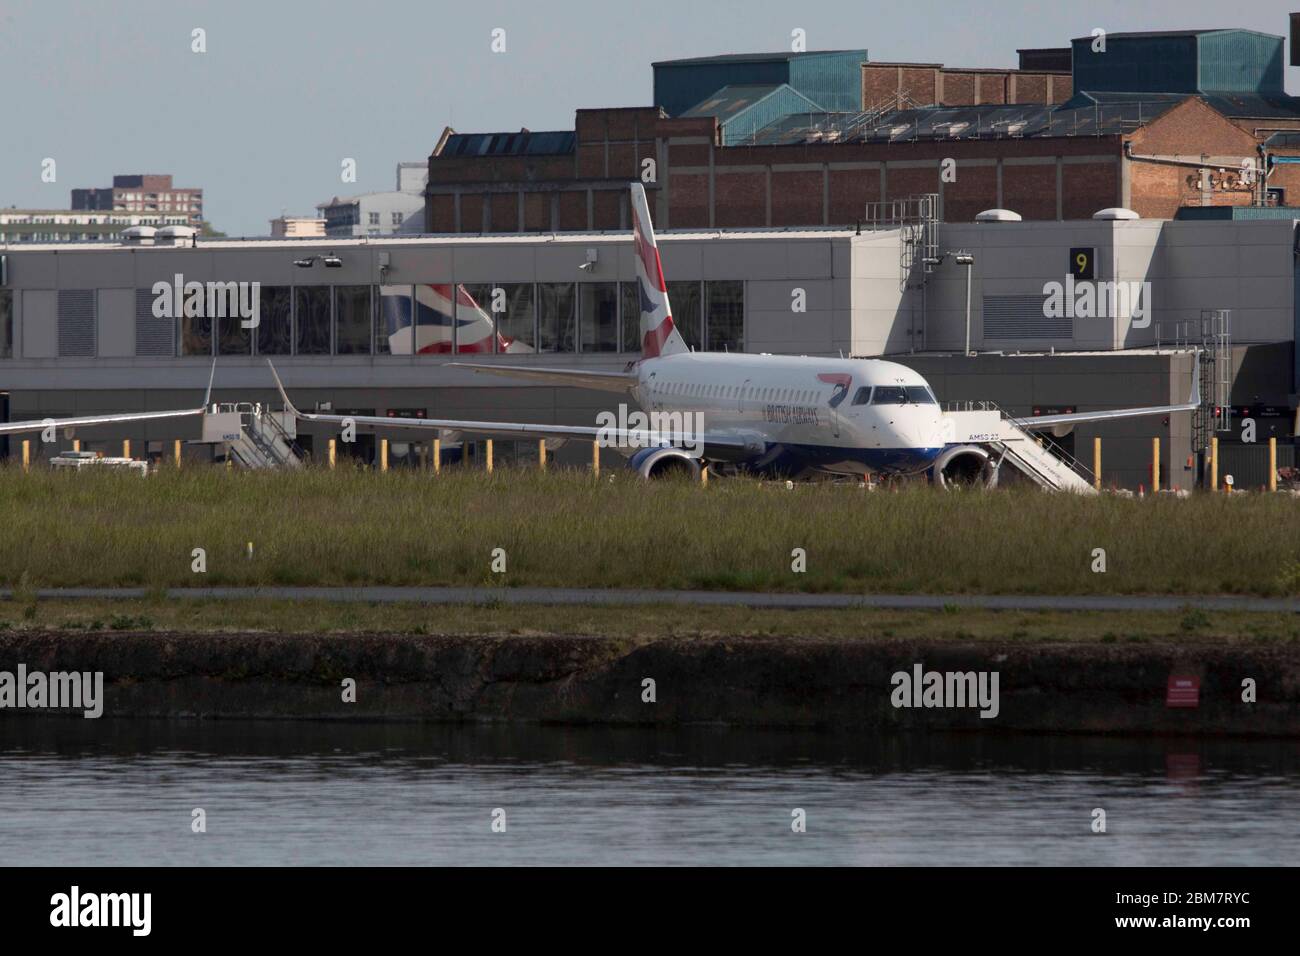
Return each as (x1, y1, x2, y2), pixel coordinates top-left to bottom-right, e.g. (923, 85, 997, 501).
(905, 386, 937, 404)
(852, 386, 872, 406)
(871, 386, 909, 405)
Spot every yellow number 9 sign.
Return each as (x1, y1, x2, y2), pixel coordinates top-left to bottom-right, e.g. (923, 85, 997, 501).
(1069, 247, 1094, 280)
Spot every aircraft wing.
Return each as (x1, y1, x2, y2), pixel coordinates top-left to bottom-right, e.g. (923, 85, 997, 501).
(268, 360, 759, 459)
(447, 362, 639, 394)
(0, 360, 216, 436)
(1013, 366, 1201, 431)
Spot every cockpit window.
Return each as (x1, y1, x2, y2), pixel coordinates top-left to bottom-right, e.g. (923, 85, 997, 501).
(905, 386, 937, 404)
(871, 386, 909, 405)
(851, 386, 872, 406)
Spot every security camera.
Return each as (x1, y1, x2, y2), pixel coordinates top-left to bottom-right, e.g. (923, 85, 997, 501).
(322, 255, 343, 268)
(293, 256, 317, 268)
(578, 261, 593, 272)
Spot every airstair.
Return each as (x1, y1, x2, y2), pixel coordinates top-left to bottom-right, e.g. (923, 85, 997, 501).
(942, 405, 1097, 494)
(200, 403, 303, 469)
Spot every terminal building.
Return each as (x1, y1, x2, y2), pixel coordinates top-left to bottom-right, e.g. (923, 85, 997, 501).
(0, 206, 1293, 489)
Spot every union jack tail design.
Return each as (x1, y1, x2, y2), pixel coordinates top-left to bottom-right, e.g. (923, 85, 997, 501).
(629, 183, 687, 359)
(379, 284, 533, 355)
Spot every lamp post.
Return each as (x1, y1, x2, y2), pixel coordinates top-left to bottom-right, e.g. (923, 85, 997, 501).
(954, 252, 974, 356)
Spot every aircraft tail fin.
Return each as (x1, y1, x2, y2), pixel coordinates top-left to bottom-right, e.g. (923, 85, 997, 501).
(629, 182, 688, 359)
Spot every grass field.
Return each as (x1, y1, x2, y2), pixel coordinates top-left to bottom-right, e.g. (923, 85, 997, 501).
(1, 465, 1298, 595)
(1, 598, 1297, 645)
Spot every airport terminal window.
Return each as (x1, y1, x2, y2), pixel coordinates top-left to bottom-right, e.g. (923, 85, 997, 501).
(0, 290, 11, 358)
(257, 286, 291, 356)
(335, 285, 371, 355)
(579, 283, 618, 353)
(410, 283, 455, 354)
(217, 312, 251, 355)
(538, 282, 576, 352)
(871, 386, 909, 405)
(375, 285, 410, 355)
(295, 286, 331, 355)
(456, 284, 497, 354)
(705, 281, 743, 352)
(905, 386, 937, 404)
(180, 308, 212, 356)
(667, 281, 701, 351)
(852, 387, 872, 405)
(619, 282, 640, 353)
(494, 283, 535, 353)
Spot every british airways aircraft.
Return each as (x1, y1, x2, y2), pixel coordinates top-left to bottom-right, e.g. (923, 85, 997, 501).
(267, 182, 1195, 481)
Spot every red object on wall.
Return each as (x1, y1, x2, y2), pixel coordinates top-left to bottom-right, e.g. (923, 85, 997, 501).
(1166, 675, 1200, 708)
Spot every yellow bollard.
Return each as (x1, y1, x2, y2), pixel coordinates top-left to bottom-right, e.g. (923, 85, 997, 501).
(538, 439, 547, 471)
(701, 462, 709, 485)
(1269, 436, 1277, 492)
(1151, 436, 1160, 492)
(1093, 436, 1101, 491)
(1210, 436, 1218, 491)
(174, 439, 182, 469)
(122, 439, 130, 459)
(432, 438, 441, 474)
(485, 439, 493, 473)
(328, 439, 337, 470)
(592, 442, 600, 478)
(381, 438, 389, 473)
(73, 439, 81, 452)
(226, 456, 232, 471)
(21, 439, 30, 472)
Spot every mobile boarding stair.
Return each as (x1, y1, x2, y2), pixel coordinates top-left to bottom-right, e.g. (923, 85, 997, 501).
(940, 403, 1096, 494)
(200, 402, 304, 469)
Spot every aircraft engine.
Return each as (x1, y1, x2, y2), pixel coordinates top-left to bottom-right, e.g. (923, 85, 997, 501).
(932, 444, 999, 490)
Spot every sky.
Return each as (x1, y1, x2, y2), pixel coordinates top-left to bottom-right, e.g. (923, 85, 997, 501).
(0, 0, 1296, 236)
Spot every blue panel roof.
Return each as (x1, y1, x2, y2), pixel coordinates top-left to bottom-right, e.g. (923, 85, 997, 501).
(439, 130, 575, 158)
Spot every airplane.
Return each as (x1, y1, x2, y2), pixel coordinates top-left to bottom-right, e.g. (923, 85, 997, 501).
(0, 361, 216, 442)
(267, 182, 1198, 483)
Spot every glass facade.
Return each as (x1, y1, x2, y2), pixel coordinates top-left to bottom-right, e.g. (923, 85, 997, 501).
(537, 283, 576, 353)
(579, 283, 618, 352)
(667, 281, 701, 351)
(1, 280, 742, 360)
(257, 286, 292, 356)
(180, 308, 211, 356)
(334, 285, 371, 355)
(619, 282, 640, 354)
(705, 280, 744, 352)
(0, 290, 12, 358)
(295, 286, 331, 355)
(376, 284, 410, 355)
(494, 284, 535, 353)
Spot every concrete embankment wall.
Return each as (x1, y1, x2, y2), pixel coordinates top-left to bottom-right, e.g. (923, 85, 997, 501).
(0, 631, 1295, 736)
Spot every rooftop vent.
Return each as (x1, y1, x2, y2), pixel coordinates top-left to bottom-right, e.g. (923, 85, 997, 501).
(154, 225, 198, 247)
(1093, 207, 1140, 220)
(120, 225, 156, 246)
(975, 208, 1022, 223)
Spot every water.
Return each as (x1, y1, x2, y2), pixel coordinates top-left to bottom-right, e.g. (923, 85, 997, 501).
(1, 720, 1296, 866)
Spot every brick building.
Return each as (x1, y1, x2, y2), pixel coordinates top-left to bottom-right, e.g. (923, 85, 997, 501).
(426, 24, 1300, 233)
(71, 174, 204, 227)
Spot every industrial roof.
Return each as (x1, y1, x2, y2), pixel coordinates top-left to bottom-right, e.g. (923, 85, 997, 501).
(438, 129, 575, 158)
(1065, 88, 1300, 119)
(744, 98, 1181, 146)
(652, 50, 865, 67)
(681, 84, 823, 122)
